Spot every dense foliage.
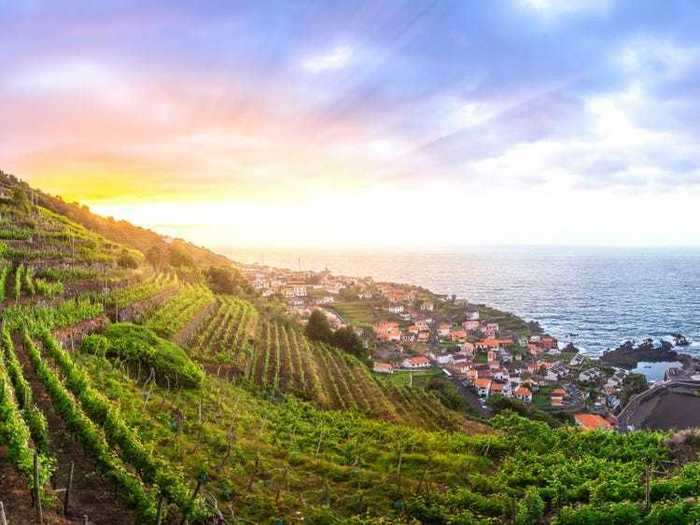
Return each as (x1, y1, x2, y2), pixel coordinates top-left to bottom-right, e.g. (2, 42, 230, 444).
(84, 323, 204, 388)
(306, 309, 367, 359)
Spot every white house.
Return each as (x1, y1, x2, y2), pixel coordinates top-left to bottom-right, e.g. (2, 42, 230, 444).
(514, 385, 533, 403)
(373, 362, 394, 374)
(436, 354, 454, 365)
(579, 368, 602, 383)
(475, 378, 492, 398)
(402, 356, 431, 369)
(385, 305, 404, 314)
(545, 363, 569, 382)
(569, 353, 586, 366)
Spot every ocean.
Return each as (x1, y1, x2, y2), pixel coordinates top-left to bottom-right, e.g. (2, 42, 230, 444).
(222, 246, 700, 356)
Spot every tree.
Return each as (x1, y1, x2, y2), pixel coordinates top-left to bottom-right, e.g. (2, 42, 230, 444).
(206, 266, 235, 294)
(620, 373, 648, 405)
(206, 266, 253, 295)
(331, 326, 367, 360)
(12, 187, 32, 213)
(117, 249, 139, 269)
(146, 245, 164, 271)
(305, 310, 333, 343)
(168, 246, 194, 268)
(339, 286, 361, 301)
(426, 376, 470, 412)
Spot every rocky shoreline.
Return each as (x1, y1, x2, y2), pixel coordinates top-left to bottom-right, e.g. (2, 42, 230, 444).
(599, 336, 700, 378)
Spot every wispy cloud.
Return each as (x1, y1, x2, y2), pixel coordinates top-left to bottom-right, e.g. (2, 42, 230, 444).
(301, 45, 354, 73)
(2, 0, 700, 246)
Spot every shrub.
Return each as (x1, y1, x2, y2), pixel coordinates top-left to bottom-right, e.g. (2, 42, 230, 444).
(81, 334, 111, 357)
(98, 323, 203, 387)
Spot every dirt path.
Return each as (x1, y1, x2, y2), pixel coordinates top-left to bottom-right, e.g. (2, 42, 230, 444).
(12, 336, 138, 525)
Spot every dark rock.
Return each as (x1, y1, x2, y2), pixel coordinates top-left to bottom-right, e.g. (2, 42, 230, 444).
(601, 339, 679, 368)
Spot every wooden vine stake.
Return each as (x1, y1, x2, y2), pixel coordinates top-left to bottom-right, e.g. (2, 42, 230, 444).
(179, 475, 205, 525)
(155, 494, 165, 525)
(64, 461, 74, 516)
(0, 501, 7, 525)
(644, 464, 651, 512)
(33, 450, 44, 525)
(395, 442, 404, 494)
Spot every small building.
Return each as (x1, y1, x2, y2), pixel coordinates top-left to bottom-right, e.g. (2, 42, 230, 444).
(450, 329, 468, 343)
(402, 356, 431, 369)
(514, 386, 533, 403)
(463, 319, 480, 331)
(374, 321, 401, 343)
(417, 330, 431, 343)
(466, 309, 480, 321)
(541, 335, 559, 350)
(385, 304, 404, 314)
(484, 322, 500, 337)
(436, 353, 454, 365)
(478, 338, 514, 350)
(490, 382, 505, 397)
(475, 378, 492, 398)
(438, 322, 451, 338)
(550, 387, 567, 407)
(569, 353, 586, 366)
(460, 342, 475, 355)
(579, 368, 602, 383)
(373, 362, 394, 374)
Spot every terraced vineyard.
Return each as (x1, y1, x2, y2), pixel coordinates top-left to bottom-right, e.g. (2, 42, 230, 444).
(3, 172, 700, 524)
(144, 283, 214, 339)
(181, 294, 467, 431)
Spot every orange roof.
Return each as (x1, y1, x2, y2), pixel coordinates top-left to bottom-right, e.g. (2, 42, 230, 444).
(490, 382, 504, 392)
(480, 338, 514, 347)
(574, 413, 613, 430)
(373, 362, 393, 370)
(515, 386, 531, 396)
(407, 356, 430, 365)
(475, 378, 492, 388)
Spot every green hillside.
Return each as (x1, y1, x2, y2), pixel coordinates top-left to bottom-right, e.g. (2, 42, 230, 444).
(0, 171, 699, 524)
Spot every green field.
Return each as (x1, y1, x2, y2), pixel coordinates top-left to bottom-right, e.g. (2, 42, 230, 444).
(376, 367, 442, 387)
(331, 301, 379, 326)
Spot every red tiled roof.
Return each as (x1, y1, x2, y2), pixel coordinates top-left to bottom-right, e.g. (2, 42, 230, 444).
(574, 413, 613, 430)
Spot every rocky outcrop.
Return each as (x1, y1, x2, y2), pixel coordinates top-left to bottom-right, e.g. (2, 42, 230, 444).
(601, 338, 678, 368)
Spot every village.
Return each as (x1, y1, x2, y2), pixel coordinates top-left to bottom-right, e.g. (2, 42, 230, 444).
(241, 263, 644, 431)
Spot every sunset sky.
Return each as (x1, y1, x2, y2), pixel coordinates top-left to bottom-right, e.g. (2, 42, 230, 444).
(2, 0, 700, 248)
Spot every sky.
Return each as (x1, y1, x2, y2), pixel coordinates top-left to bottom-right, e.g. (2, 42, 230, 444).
(2, 0, 700, 249)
